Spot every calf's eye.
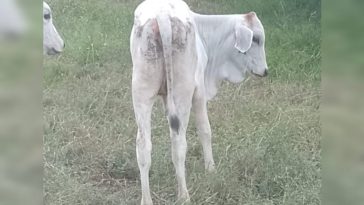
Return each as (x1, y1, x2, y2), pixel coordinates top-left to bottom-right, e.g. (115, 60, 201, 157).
(44, 14, 51, 20)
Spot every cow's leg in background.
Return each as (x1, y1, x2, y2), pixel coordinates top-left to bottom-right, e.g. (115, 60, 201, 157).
(192, 88, 216, 172)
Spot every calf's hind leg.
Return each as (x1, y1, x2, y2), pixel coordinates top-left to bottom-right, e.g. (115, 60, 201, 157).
(132, 73, 161, 205)
(166, 87, 195, 203)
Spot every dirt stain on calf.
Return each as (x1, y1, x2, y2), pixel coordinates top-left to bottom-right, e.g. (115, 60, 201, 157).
(171, 17, 193, 53)
(138, 17, 194, 60)
(138, 19, 163, 60)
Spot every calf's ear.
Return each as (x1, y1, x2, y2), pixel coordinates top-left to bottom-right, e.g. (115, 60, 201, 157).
(234, 24, 253, 53)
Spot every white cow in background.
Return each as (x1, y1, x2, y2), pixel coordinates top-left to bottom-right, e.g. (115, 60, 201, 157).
(43, 2, 64, 55)
(130, 0, 268, 204)
(0, 0, 26, 39)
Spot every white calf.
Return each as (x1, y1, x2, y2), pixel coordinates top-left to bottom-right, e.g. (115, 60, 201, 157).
(130, 0, 268, 204)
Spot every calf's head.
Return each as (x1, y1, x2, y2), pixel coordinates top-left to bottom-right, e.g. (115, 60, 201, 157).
(43, 2, 64, 55)
(234, 12, 268, 77)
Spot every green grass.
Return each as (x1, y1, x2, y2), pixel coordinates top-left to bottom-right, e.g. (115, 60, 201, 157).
(43, 0, 321, 204)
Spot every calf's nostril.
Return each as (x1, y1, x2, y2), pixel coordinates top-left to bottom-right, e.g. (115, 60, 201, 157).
(263, 69, 268, 77)
(63, 43, 66, 48)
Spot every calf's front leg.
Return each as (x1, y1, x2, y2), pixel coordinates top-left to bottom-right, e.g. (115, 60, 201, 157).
(192, 90, 215, 172)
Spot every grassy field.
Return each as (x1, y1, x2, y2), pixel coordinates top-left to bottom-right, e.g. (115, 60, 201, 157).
(43, 0, 321, 204)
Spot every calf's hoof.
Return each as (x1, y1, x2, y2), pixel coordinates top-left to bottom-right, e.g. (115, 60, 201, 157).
(205, 162, 216, 173)
(140, 197, 153, 205)
(177, 192, 190, 205)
